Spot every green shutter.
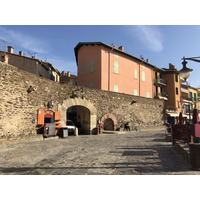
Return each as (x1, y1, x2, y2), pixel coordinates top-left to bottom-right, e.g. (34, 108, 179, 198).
(90, 59, 94, 73)
(114, 85, 118, 92)
(81, 64, 85, 75)
(114, 61, 119, 74)
(142, 71, 145, 81)
(134, 89, 138, 96)
(89, 81, 94, 88)
(134, 69, 137, 79)
(194, 93, 197, 101)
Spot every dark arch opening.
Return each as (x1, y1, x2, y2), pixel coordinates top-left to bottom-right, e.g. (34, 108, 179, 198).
(104, 118, 114, 130)
(67, 105, 90, 135)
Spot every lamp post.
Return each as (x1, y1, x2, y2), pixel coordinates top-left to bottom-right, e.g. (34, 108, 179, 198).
(179, 56, 200, 143)
(179, 57, 193, 123)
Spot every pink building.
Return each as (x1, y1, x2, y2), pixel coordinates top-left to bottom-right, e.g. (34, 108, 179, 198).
(74, 42, 155, 98)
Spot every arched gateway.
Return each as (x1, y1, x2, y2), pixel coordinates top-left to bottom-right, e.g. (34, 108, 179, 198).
(58, 97, 97, 134)
(100, 113, 118, 133)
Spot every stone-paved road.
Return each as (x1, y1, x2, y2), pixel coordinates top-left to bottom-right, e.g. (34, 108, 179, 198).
(0, 129, 199, 175)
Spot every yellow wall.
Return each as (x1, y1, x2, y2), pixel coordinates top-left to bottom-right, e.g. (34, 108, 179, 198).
(189, 86, 198, 110)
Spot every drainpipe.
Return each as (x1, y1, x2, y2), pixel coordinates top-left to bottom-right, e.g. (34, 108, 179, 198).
(108, 51, 110, 91)
(139, 63, 141, 96)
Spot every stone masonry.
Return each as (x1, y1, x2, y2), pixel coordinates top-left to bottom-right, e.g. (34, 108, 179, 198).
(0, 61, 164, 138)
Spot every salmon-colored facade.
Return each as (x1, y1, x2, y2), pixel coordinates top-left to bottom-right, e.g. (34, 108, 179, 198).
(75, 42, 154, 98)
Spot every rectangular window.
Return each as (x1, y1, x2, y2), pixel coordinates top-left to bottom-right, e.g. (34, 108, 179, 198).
(176, 75, 178, 82)
(146, 92, 150, 98)
(160, 73, 163, 79)
(161, 87, 163, 93)
(114, 61, 119, 74)
(134, 89, 138, 96)
(190, 104, 193, 111)
(114, 85, 118, 92)
(176, 87, 178, 95)
(194, 93, 197, 101)
(81, 64, 85, 75)
(134, 69, 137, 79)
(142, 71, 145, 81)
(90, 59, 94, 73)
(89, 81, 94, 88)
(177, 101, 179, 108)
(190, 92, 193, 101)
(114, 52, 118, 58)
(155, 72, 158, 80)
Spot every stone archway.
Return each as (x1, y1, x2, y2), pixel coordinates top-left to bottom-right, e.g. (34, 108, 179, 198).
(100, 113, 117, 133)
(58, 97, 97, 134)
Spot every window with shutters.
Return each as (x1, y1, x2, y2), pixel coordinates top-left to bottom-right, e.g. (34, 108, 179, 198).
(114, 61, 119, 74)
(81, 64, 85, 75)
(176, 87, 178, 95)
(194, 93, 197, 101)
(134, 89, 138, 96)
(134, 69, 137, 79)
(89, 81, 94, 88)
(146, 92, 150, 98)
(90, 59, 94, 73)
(114, 85, 118, 92)
(142, 71, 145, 81)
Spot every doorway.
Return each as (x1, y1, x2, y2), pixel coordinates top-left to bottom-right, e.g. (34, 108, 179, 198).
(67, 105, 90, 134)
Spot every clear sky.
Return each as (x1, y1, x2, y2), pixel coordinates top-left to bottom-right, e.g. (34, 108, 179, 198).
(1, 25, 200, 88)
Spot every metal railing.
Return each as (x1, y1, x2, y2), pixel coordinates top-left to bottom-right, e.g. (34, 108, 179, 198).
(154, 78, 167, 85)
(157, 92, 168, 98)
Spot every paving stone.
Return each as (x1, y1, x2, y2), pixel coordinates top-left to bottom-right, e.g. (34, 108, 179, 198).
(0, 129, 199, 175)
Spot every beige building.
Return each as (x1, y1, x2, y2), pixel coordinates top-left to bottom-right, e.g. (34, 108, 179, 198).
(60, 71, 77, 85)
(0, 46, 60, 82)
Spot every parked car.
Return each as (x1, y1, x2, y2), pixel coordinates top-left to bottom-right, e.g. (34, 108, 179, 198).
(66, 120, 76, 134)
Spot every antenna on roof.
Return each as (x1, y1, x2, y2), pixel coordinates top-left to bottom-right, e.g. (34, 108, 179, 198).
(0, 39, 6, 52)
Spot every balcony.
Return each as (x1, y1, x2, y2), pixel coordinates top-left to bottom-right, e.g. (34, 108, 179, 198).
(154, 78, 167, 86)
(155, 92, 168, 100)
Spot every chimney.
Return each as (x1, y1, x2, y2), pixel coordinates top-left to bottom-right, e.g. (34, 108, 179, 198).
(113, 45, 117, 48)
(118, 46, 124, 51)
(169, 63, 175, 70)
(61, 71, 65, 76)
(67, 71, 71, 77)
(19, 51, 23, 56)
(7, 46, 14, 54)
(34, 52, 36, 59)
(1, 54, 9, 64)
(146, 59, 149, 63)
(32, 56, 35, 59)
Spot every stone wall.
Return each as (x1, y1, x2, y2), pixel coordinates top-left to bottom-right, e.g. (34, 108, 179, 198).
(0, 61, 164, 137)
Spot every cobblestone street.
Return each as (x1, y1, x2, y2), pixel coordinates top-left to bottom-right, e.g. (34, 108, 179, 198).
(0, 129, 199, 175)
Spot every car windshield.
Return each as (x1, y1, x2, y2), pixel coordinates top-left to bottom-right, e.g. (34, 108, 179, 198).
(67, 121, 74, 125)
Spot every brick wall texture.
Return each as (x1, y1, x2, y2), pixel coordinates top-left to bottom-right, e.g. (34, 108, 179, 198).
(0, 62, 164, 137)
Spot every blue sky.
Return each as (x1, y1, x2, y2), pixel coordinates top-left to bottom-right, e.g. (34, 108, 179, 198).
(1, 25, 200, 87)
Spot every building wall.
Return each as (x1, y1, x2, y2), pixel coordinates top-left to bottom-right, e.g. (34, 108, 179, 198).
(0, 52, 49, 78)
(163, 73, 181, 112)
(188, 86, 198, 110)
(0, 61, 164, 137)
(78, 45, 153, 98)
(77, 45, 102, 89)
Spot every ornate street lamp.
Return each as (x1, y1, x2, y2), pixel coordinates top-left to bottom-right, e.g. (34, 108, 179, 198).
(179, 57, 193, 81)
(179, 57, 194, 123)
